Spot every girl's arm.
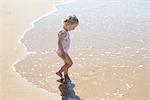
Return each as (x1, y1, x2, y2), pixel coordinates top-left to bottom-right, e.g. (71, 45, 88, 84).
(58, 31, 67, 57)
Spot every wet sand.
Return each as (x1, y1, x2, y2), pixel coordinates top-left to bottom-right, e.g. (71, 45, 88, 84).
(12, 0, 150, 99)
(0, 0, 69, 100)
(2, 0, 150, 100)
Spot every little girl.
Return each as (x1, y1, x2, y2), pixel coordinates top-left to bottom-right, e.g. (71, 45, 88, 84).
(56, 15, 79, 83)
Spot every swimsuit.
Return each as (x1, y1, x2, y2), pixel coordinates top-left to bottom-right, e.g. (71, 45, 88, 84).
(56, 27, 70, 55)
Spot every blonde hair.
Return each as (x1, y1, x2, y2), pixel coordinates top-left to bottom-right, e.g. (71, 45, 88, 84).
(64, 15, 79, 24)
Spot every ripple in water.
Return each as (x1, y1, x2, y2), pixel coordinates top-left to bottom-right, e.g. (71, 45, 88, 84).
(12, 0, 150, 99)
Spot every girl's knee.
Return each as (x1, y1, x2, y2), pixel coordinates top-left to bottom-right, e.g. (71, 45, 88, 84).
(66, 61, 73, 67)
(63, 53, 73, 67)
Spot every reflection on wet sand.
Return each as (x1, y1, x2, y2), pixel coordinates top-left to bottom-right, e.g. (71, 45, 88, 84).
(59, 80, 80, 100)
(14, 52, 81, 99)
(13, 51, 150, 99)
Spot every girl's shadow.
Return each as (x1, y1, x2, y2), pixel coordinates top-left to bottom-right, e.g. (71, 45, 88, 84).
(58, 80, 81, 100)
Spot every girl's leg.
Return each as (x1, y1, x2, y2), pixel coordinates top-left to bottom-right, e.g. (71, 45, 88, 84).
(63, 53, 73, 74)
(56, 63, 68, 77)
(56, 53, 73, 78)
(56, 51, 65, 78)
(63, 54, 73, 81)
(56, 64, 70, 83)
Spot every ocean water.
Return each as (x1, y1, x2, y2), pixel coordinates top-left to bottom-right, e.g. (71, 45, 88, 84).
(13, 0, 150, 99)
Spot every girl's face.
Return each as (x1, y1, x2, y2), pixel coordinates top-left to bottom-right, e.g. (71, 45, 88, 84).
(65, 23, 79, 31)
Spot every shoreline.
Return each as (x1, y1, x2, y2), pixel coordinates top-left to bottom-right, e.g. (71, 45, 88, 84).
(1, 0, 73, 99)
(2, 0, 149, 99)
(17, 0, 75, 54)
(11, 0, 75, 97)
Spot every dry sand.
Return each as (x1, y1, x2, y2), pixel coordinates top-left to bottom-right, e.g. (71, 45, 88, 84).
(0, 0, 69, 100)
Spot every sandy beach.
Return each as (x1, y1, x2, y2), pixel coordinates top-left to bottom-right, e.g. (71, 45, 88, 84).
(0, 0, 69, 100)
(1, 0, 150, 100)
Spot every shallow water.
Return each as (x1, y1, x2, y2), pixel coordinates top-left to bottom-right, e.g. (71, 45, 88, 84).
(13, 0, 150, 99)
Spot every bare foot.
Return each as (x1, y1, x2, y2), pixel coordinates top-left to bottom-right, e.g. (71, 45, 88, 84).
(56, 78, 64, 83)
(56, 71, 64, 83)
(56, 71, 63, 78)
